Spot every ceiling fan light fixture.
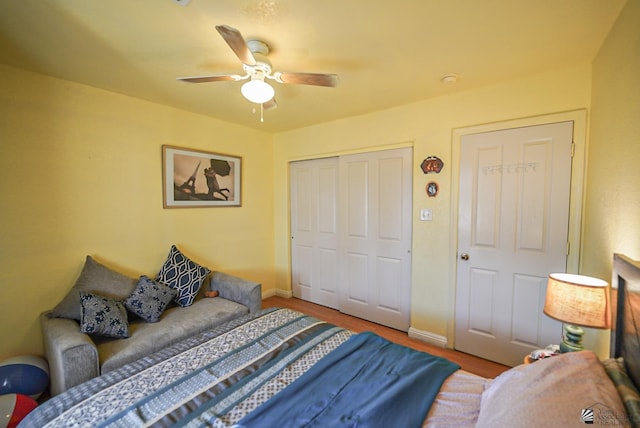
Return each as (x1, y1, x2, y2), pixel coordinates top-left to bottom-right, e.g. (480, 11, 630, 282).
(241, 79, 275, 104)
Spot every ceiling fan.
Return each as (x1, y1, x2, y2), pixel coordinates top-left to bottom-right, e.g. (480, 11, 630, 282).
(177, 25, 338, 113)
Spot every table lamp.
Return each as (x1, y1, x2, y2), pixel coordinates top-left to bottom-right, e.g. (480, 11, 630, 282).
(543, 273, 610, 353)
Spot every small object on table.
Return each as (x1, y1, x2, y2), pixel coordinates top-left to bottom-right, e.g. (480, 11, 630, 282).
(525, 344, 560, 364)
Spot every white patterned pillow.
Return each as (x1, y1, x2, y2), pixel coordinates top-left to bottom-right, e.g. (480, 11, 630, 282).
(79, 292, 129, 339)
(156, 245, 210, 307)
(124, 275, 177, 322)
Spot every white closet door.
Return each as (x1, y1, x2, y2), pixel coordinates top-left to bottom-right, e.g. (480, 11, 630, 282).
(455, 122, 572, 366)
(338, 147, 413, 331)
(290, 157, 339, 309)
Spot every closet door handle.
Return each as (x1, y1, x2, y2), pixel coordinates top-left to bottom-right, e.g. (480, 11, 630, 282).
(460, 253, 469, 261)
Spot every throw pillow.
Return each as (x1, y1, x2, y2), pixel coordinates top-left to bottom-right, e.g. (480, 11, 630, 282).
(124, 275, 177, 322)
(79, 292, 129, 339)
(476, 351, 628, 427)
(156, 245, 210, 307)
(50, 256, 138, 321)
(602, 357, 640, 424)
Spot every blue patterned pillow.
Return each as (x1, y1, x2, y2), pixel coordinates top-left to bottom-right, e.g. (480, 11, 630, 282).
(79, 292, 129, 339)
(124, 275, 177, 322)
(156, 245, 210, 307)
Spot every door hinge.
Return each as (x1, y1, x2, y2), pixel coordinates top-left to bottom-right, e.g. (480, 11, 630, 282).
(566, 241, 570, 256)
(571, 142, 576, 158)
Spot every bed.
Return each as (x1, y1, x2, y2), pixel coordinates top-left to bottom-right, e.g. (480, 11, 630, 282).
(20, 253, 640, 428)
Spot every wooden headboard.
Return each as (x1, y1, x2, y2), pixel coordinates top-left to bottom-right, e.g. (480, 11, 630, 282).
(610, 253, 640, 388)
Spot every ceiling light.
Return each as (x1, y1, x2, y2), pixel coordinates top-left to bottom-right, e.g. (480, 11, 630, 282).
(241, 79, 275, 104)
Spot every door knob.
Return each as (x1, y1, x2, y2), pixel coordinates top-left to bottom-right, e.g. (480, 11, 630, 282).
(460, 253, 469, 261)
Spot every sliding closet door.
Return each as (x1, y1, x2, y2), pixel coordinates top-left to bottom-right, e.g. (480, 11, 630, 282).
(338, 148, 413, 331)
(290, 148, 413, 330)
(290, 157, 339, 309)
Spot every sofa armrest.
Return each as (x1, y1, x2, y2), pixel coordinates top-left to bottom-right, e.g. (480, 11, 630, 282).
(40, 312, 100, 396)
(209, 272, 262, 313)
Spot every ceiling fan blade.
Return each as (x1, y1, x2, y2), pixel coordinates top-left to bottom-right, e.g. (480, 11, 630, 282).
(177, 74, 243, 83)
(276, 72, 338, 87)
(263, 98, 277, 110)
(215, 25, 257, 66)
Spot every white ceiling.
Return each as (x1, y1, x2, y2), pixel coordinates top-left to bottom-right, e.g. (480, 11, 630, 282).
(0, 0, 626, 133)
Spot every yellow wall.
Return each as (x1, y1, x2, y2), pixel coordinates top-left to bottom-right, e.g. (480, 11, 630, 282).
(2, 1, 637, 361)
(582, 0, 640, 278)
(273, 65, 592, 340)
(0, 64, 275, 359)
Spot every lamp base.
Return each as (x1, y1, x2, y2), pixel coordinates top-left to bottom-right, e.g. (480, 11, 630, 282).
(559, 324, 585, 353)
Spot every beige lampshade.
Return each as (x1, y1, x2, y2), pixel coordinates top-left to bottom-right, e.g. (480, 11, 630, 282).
(543, 273, 610, 329)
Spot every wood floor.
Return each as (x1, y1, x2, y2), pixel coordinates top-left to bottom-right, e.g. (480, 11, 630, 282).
(262, 296, 510, 379)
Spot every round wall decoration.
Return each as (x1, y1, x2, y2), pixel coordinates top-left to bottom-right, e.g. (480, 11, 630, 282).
(426, 181, 439, 197)
(421, 156, 444, 174)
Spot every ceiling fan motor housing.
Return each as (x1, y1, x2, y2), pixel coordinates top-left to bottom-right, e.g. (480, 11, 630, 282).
(244, 40, 273, 78)
(246, 39, 270, 56)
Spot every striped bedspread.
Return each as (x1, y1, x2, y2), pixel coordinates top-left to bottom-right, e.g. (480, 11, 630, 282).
(20, 308, 459, 428)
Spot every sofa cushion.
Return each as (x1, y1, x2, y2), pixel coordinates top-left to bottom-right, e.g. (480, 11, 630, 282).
(156, 245, 210, 307)
(51, 256, 137, 321)
(98, 297, 249, 373)
(79, 292, 130, 339)
(124, 276, 177, 322)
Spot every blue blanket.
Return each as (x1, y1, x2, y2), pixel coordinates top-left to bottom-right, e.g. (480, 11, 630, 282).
(237, 331, 460, 428)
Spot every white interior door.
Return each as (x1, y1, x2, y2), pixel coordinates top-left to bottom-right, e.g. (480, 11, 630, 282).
(455, 122, 572, 366)
(290, 157, 339, 309)
(338, 148, 413, 331)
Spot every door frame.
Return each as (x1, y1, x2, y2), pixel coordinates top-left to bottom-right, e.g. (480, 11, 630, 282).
(448, 109, 588, 348)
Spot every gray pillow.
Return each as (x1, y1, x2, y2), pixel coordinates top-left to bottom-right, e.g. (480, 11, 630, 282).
(79, 292, 129, 339)
(50, 256, 137, 321)
(124, 275, 177, 322)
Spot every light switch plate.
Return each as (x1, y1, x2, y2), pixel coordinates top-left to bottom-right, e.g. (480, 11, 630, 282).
(420, 208, 433, 221)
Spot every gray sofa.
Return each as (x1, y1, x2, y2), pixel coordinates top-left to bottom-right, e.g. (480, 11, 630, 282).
(41, 271, 262, 396)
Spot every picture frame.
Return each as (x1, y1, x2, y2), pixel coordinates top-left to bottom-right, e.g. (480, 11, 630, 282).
(426, 181, 439, 198)
(162, 145, 241, 208)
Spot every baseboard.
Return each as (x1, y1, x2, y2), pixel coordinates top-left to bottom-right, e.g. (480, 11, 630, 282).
(408, 327, 448, 348)
(277, 289, 293, 298)
(262, 288, 293, 299)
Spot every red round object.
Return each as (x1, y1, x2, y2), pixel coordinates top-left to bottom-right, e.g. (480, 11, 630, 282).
(0, 393, 38, 428)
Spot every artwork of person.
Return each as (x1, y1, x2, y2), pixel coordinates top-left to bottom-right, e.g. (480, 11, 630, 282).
(204, 167, 230, 200)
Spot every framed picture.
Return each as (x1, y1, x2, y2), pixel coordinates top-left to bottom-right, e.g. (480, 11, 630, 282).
(162, 145, 241, 208)
(426, 181, 439, 197)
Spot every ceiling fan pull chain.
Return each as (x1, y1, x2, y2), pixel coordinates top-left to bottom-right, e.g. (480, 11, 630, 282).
(260, 103, 264, 123)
